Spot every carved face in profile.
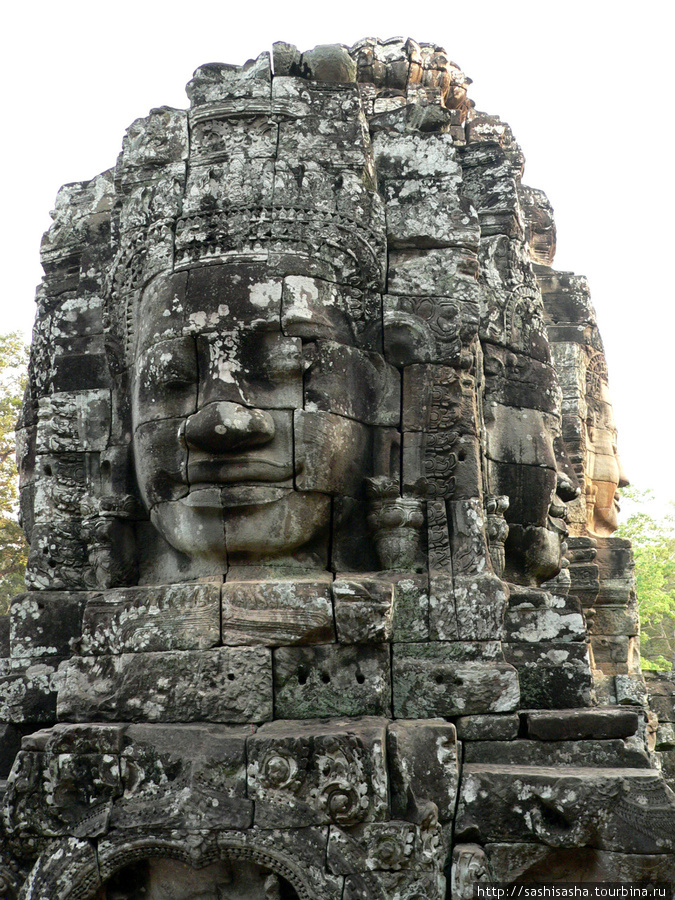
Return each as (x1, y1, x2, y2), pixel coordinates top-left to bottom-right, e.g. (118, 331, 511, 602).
(481, 298, 575, 585)
(131, 264, 396, 567)
(584, 378, 628, 535)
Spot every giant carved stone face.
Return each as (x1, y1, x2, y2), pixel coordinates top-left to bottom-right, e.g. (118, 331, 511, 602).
(584, 378, 629, 535)
(131, 263, 395, 567)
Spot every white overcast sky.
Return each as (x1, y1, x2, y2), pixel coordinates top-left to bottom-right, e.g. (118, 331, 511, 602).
(1, 0, 673, 515)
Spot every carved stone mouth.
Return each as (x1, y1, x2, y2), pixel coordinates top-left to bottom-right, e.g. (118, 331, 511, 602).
(187, 459, 296, 483)
(182, 483, 292, 507)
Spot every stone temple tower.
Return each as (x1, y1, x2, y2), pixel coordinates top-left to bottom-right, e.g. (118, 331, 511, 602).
(1, 38, 674, 899)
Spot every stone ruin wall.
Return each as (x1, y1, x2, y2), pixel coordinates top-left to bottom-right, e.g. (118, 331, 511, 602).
(0, 36, 674, 899)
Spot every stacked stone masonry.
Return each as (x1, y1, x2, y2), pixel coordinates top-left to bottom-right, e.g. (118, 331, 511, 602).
(1, 37, 673, 898)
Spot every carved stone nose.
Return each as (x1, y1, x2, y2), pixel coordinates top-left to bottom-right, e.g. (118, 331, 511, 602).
(185, 402, 275, 453)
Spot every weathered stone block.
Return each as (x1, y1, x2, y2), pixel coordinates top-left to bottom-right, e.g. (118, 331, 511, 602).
(392, 645, 519, 717)
(36, 390, 111, 454)
(333, 577, 394, 643)
(278, 116, 368, 168)
(381, 176, 478, 251)
(5, 745, 122, 838)
(387, 719, 459, 821)
(10, 837, 101, 898)
(454, 714, 519, 742)
(197, 332, 302, 411)
(304, 341, 399, 426)
(44, 723, 127, 754)
(483, 345, 561, 415)
(591, 634, 633, 665)
(10, 591, 87, 658)
(372, 132, 459, 180)
(281, 275, 354, 345)
(402, 365, 477, 434)
(132, 336, 198, 425)
(390, 574, 429, 642)
(221, 577, 335, 645)
(189, 108, 278, 162)
(134, 417, 188, 506)
(503, 604, 587, 643)
(111, 723, 252, 831)
(465, 738, 650, 769)
(484, 402, 558, 469)
(486, 843, 675, 885)
(0, 656, 63, 724)
(388, 248, 479, 298)
(383, 293, 478, 367)
(80, 582, 221, 654)
(615, 674, 649, 707)
(455, 574, 509, 640)
(57, 648, 273, 723)
(248, 718, 388, 827)
(428, 573, 458, 641)
(327, 821, 420, 874)
(295, 410, 372, 497)
(455, 764, 675, 853)
(274, 645, 392, 718)
(121, 107, 189, 167)
(0, 723, 21, 777)
(403, 431, 481, 500)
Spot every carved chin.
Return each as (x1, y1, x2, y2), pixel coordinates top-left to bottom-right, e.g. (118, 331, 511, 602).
(587, 480, 620, 536)
(150, 492, 331, 561)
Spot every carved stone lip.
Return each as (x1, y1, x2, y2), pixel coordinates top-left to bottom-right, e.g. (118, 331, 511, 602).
(182, 483, 292, 507)
(187, 459, 297, 483)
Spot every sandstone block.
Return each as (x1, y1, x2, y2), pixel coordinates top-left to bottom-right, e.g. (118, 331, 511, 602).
(455, 574, 509, 641)
(390, 574, 429, 642)
(333, 577, 394, 644)
(304, 341, 399, 426)
(0, 656, 63, 724)
(57, 648, 273, 723)
(455, 764, 675, 853)
(527, 708, 638, 741)
(465, 738, 649, 769)
(111, 723, 253, 831)
(80, 583, 221, 654)
(392, 645, 519, 717)
(221, 578, 334, 646)
(388, 248, 479, 298)
(486, 843, 675, 884)
(381, 177, 478, 251)
(387, 719, 459, 821)
(295, 410, 372, 497)
(248, 717, 388, 828)
(428, 573, 458, 641)
(402, 365, 477, 434)
(403, 431, 481, 500)
(274, 645, 391, 718)
(454, 714, 519, 741)
(10, 591, 87, 658)
(383, 293, 478, 367)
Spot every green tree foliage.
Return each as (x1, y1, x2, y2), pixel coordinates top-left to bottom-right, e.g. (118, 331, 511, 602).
(616, 488, 675, 671)
(0, 332, 29, 613)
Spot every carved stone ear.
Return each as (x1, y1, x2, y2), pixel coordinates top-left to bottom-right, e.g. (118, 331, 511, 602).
(383, 309, 433, 367)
